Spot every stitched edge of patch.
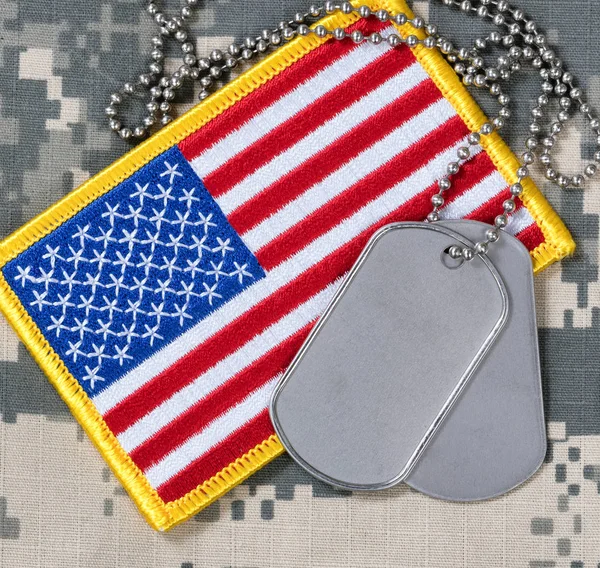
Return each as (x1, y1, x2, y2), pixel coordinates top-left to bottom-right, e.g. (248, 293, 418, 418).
(388, 0, 575, 272)
(0, 0, 575, 531)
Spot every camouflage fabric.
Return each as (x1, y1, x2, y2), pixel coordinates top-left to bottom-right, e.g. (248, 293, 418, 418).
(0, 0, 599, 566)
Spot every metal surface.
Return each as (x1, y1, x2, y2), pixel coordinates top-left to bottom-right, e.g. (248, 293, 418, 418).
(406, 219, 546, 500)
(270, 222, 508, 490)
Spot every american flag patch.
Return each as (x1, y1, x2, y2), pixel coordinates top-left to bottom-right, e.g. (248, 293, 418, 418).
(0, 1, 574, 530)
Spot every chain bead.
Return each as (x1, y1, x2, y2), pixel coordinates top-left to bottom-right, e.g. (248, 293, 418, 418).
(104, 0, 597, 259)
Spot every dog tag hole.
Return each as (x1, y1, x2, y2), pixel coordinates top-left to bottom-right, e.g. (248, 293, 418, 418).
(441, 246, 464, 270)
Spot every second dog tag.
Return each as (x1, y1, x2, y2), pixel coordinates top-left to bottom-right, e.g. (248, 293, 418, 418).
(270, 222, 508, 490)
(405, 220, 546, 500)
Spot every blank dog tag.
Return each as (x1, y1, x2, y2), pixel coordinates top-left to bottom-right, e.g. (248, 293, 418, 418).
(405, 220, 546, 500)
(270, 222, 508, 490)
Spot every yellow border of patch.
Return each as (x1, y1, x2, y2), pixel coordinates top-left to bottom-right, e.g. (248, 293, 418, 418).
(0, 0, 575, 531)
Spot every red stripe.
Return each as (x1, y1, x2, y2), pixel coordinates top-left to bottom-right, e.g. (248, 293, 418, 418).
(104, 118, 488, 434)
(152, 166, 541, 502)
(105, 140, 492, 437)
(256, 115, 468, 270)
(154, 189, 453, 502)
(465, 190, 511, 225)
(227, 79, 443, 235)
(203, 46, 416, 196)
(131, 327, 310, 471)
(104, 119, 466, 435)
(515, 222, 544, 250)
(178, 19, 392, 161)
(104, 228, 370, 434)
(156, 208, 543, 503)
(156, 409, 275, 502)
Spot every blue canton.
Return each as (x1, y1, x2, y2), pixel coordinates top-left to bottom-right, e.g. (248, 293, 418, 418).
(3, 146, 265, 397)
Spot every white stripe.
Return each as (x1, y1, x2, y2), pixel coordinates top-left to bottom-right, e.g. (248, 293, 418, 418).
(217, 62, 428, 215)
(118, 281, 339, 452)
(440, 172, 535, 235)
(93, 138, 473, 414)
(144, 208, 537, 485)
(190, 32, 395, 178)
(146, 378, 278, 488)
(506, 207, 535, 235)
(439, 170, 508, 219)
(242, 98, 457, 252)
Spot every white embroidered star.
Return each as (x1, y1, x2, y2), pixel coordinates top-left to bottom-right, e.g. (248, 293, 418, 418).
(71, 317, 93, 340)
(154, 277, 174, 299)
(189, 234, 211, 259)
(113, 250, 134, 272)
(142, 323, 164, 346)
(142, 227, 162, 249)
(84, 271, 104, 294)
(82, 364, 104, 390)
(77, 294, 95, 316)
(165, 233, 186, 256)
(36, 267, 57, 290)
(196, 211, 217, 234)
(95, 318, 114, 341)
(137, 252, 157, 275)
(72, 224, 91, 246)
(90, 249, 110, 270)
(100, 295, 123, 318)
(14, 266, 32, 287)
(125, 298, 146, 321)
(159, 160, 184, 185)
(95, 227, 116, 249)
(102, 203, 121, 227)
(154, 183, 176, 207)
(148, 208, 169, 232)
(200, 281, 222, 306)
(212, 236, 234, 257)
(48, 314, 68, 337)
(179, 187, 200, 208)
(130, 182, 152, 205)
(53, 292, 75, 314)
(184, 258, 204, 279)
(67, 245, 87, 269)
(172, 209, 191, 229)
(60, 268, 79, 289)
(118, 322, 139, 344)
(177, 281, 196, 303)
(113, 344, 133, 366)
(126, 204, 146, 228)
(171, 303, 193, 326)
(42, 244, 63, 267)
(66, 340, 85, 363)
(230, 262, 254, 284)
(107, 273, 126, 295)
(30, 290, 48, 312)
(147, 301, 167, 324)
(160, 254, 181, 277)
(119, 227, 139, 249)
(206, 260, 229, 282)
(130, 276, 151, 297)
(88, 343, 107, 366)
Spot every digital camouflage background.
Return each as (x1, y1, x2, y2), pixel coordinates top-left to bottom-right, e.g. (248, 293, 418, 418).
(0, 1, 599, 566)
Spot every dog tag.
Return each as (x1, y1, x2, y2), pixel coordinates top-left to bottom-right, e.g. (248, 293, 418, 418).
(270, 222, 508, 490)
(405, 220, 546, 500)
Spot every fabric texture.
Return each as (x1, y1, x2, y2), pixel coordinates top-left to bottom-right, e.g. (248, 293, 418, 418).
(0, 0, 599, 565)
(0, 3, 572, 530)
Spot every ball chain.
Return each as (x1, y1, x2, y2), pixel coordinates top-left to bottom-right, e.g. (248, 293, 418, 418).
(106, 0, 598, 261)
(106, 1, 326, 140)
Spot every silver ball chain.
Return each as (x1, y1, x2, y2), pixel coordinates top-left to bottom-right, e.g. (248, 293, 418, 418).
(106, 0, 599, 260)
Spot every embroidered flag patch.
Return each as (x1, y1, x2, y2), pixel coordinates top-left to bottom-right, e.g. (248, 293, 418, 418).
(0, 0, 575, 531)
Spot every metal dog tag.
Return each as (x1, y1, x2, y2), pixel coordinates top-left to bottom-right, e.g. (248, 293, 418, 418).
(405, 220, 546, 500)
(270, 222, 508, 490)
